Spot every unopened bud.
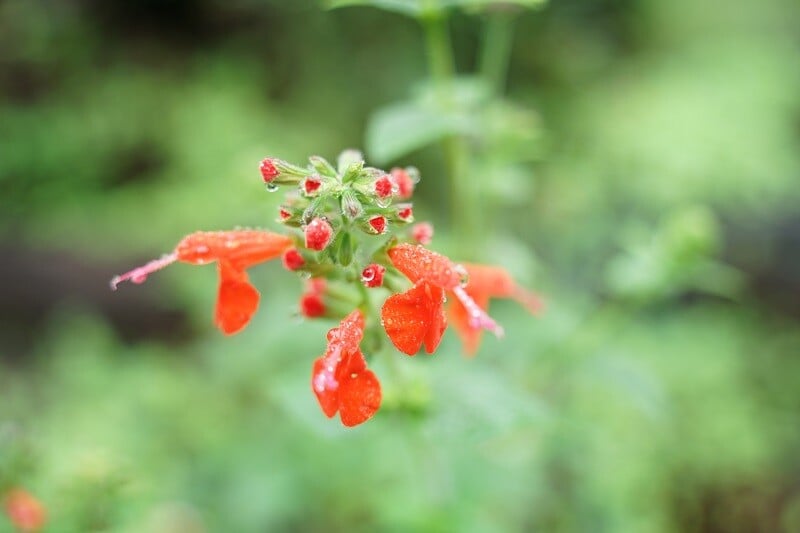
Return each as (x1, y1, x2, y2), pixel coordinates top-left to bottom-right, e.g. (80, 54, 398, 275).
(340, 189, 363, 220)
(412, 222, 434, 245)
(309, 155, 337, 177)
(303, 175, 323, 196)
(361, 264, 386, 288)
(390, 167, 417, 199)
(368, 215, 387, 234)
(337, 149, 364, 174)
(260, 158, 279, 183)
(397, 205, 414, 223)
(374, 175, 394, 199)
(304, 217, 334, 251)
(281, 248, 305, 271)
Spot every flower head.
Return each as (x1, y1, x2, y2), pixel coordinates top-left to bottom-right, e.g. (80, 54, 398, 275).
(368, 215, 387, 234)
(311, 310, 382, 427)
(303, 175, 323, 196)
(300, 278, 327, 318)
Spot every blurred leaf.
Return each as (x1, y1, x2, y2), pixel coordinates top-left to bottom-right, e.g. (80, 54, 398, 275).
(327, 0, 546, 17)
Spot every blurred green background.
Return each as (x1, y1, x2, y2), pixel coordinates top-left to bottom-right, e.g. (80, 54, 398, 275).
(1, 0, 800, 531)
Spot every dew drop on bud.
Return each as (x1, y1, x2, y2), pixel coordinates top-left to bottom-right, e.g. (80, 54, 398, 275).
(265, 183, 279, 192)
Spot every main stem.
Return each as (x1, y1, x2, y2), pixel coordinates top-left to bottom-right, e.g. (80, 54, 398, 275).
(478, 12, 516, 96)
(421, 11, 476, 260)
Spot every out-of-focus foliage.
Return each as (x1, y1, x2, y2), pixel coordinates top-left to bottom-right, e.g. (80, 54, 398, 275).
(1, 0, 799, 531)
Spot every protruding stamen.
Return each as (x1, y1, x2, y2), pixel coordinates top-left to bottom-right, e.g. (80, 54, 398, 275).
(452, 285, 505, 338)
(109, 252, 177, 290)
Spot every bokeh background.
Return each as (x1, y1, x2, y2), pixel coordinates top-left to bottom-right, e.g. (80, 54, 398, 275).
(2, 0, 800, 531)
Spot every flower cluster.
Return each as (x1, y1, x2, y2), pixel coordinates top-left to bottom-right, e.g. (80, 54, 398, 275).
(112, 151, 541, 427)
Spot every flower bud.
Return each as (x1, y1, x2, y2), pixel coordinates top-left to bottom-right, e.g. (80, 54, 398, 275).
(361, 264, 386, 288)
(340, 189, 363, 220)
(260, 158, 279, 183)
(368, 215, 387, 234)
(281, 248, 305, 271)
(397, 206, 413, 223)
(309, 155, 337, 177)
(300, 292, 326, 318)
(412, 222, 434, 245)
(302, 175, 323, 196)
(304, 217, 334, 251)
(374, 175, 393, 199)
(390, 167, 417, 199)
(3, 489, 47, 532)
(337, 149, 364, 174)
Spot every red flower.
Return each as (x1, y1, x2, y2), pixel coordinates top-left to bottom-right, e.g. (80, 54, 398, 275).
(381, 244, 503, 355)
(397, 206, 413, 222)
(311, 310, 382, 427)
(3, 489, 46, 532)
(448, 264, 543, 355)
(110, 230, 292, 335)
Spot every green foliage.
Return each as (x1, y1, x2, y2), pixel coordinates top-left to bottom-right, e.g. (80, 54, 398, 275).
(1, 0, 799, 530)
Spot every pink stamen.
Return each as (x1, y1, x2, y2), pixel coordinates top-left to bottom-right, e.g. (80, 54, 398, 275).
(109, 252, 177, 290)
(452, 286, 505, 338)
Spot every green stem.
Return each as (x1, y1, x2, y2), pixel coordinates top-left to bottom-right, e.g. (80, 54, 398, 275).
(421, 9, 476, 259)
(478, 12, 516, 96)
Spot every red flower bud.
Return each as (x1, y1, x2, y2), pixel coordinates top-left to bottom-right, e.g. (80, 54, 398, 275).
(300, 292, 326, 318)
(390, 167, 415, 199)
(398, 206, 413, 221)
(368, 215, 386, 234)
(412, 222, 433, 245)
(304, 218, 333, 251)
(259, 158, 279, 183)
(374, 175, 393, 198)
(282, 248, 305, 271)
(278, 207, 292, 221)
(303, 176, 323, 196)
(361, 264, 386, 288)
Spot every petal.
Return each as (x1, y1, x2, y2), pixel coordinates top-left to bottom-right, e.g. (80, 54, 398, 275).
(325, 309, 365, 355)
(177, 231, 292, 269)
(448, 292, 490, 356)
(381, 281, 443, 356)
(311, 357, 339, 418)
(337, 351, 382, 427)
(214, 261, 260, 335)
(388, 244, 462, 290)
(423, 286, 448, 354)
(462, 263, 544, 315)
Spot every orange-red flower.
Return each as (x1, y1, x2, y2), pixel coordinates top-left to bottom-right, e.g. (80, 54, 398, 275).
(111, 230, 292, 335)
(3, 488, 46, 532)
(448, 264, 543, 355)
(311, 310, 381, 427)
(381, 244, 503, 355)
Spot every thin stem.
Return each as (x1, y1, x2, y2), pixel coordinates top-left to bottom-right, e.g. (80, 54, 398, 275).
(478, 12, 516, 96)
(421, 9, 476, 259)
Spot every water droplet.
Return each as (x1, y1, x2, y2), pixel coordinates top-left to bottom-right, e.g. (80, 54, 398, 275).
(455, 264, 469, 287)
(265, 183, 279, 192)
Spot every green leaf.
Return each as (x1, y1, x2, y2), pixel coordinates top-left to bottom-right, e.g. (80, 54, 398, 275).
(366, 101, 462, 163)
(326, 0, 426, 17)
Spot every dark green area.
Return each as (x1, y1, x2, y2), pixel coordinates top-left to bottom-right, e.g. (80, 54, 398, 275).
(1, 0, 799, 531)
